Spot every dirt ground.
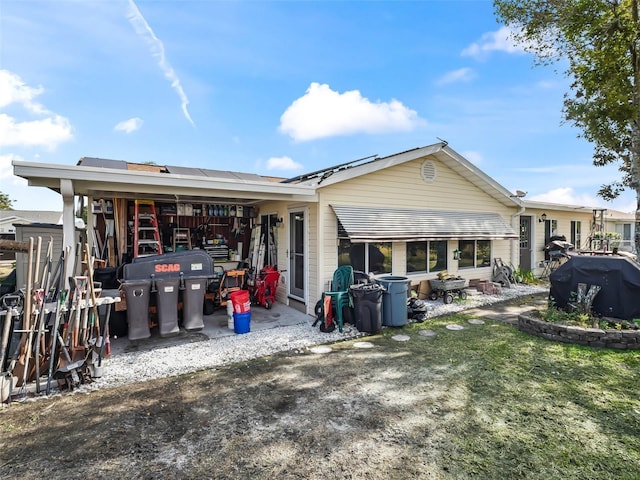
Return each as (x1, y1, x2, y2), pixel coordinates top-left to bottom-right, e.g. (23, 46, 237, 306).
(0, 296, 544, 479)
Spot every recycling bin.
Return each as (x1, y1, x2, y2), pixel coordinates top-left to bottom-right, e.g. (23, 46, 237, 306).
(122, 280, 151, 341)
(155, 277, 180, 337)
(182, 276, 208, 331)
(349, 283, 384, 333)
(376, 276, 410, 327)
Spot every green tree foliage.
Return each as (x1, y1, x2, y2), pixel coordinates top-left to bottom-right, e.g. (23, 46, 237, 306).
(0, 192, 14, 210)
(494, 0, 640, 252)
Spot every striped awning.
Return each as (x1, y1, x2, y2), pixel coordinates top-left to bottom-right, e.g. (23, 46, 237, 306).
(331, 205, 518, 242)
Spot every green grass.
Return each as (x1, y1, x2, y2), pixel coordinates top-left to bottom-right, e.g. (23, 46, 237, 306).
(382, 313, 640, 479)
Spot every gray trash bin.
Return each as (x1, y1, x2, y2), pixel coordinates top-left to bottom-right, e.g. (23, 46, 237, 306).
(122, 280, 151, 340)
(182, 276, 208, 331)
(349, 283, 384, 333)
(155, 277, 180, 337)
(376, 276, 409, 326)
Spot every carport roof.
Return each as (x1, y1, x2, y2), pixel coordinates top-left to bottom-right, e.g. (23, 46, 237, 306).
(13, 158, 317, 204)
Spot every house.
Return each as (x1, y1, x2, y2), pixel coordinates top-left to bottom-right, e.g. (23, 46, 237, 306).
(0, 210, 62, 262)
(11, 141, 635, 316)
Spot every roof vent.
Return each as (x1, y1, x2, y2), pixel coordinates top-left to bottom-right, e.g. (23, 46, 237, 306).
(421, 160, 436, 183)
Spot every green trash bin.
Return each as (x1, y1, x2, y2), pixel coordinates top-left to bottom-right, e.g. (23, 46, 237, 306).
(376, 276, 409, 327)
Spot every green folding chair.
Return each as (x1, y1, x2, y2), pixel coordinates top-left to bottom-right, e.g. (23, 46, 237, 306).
(322, 265, 354, 332)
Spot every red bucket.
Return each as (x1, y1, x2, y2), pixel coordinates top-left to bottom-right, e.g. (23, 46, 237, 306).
(230, 290, 251, 313)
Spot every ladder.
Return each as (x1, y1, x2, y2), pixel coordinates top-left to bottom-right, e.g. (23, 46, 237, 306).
(173, 228, 191, 251)
(133, 199, 162, 258)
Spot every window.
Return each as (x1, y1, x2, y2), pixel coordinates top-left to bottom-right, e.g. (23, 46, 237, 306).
(458, 240, 491, 269)
(551, 219, 558, 237)
(338, 239, 392, 274)
(406, 241, 447, 273)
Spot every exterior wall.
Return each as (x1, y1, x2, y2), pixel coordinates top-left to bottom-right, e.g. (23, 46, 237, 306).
(313, 157, 517, 307)
(256, 200, 318, 314)
(526, 208, 594, 276)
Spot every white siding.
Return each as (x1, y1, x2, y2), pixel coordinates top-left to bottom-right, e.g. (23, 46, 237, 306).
(314, 157, 517, 304)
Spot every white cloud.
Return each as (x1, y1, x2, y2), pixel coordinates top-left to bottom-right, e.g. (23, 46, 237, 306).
(266, 156, 302, 171)
(0, 70, 73, 150)
(279, 83, 425, 141)
(436, 68, 476, 86)
(114, 117, 143, 133)
(126, 0, 194, 126)
(461, 26, 526, 60)
(0, 70, 47, 114)
(530, 187, 635, 212)
(0, 114, 72, 150)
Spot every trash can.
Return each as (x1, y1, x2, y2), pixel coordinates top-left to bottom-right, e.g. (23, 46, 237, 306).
(182, 276, 208, 331)
(376, 276, 410, 327)
(349, 283, 384, 333)
(122, 280, 151, 341)
(155, 277, 180, 337)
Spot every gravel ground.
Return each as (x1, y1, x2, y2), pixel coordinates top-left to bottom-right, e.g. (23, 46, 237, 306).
(78, 284, 548, 395)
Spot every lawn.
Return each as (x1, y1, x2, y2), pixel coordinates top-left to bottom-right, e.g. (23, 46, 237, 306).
(392, 312, 640, 479)
(1, 300, 639, 479)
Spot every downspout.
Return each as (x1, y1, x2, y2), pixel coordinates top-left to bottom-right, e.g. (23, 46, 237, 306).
(510, 201, 525, 268)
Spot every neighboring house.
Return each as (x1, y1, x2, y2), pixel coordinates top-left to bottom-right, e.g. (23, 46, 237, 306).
(0, 210, 62, 262)
(11, 141, 635, 315)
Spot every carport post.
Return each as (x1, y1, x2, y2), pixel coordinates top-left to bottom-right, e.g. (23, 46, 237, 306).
(60, 179, 77, 289)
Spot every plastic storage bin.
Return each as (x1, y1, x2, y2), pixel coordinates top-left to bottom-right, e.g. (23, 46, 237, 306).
(122, 280, 151, 340)
(155, 277, 180, 337)
(376, 276, 409, 327)
(349, 283, 384, 333)
(182, 276, 208, 331)
(233, 311, 251, 334)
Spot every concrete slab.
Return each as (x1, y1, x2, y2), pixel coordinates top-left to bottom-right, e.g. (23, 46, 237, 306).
(108, 302, 313, 356)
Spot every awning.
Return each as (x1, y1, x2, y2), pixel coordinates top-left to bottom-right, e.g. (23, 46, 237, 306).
(331, 205, 518, 242)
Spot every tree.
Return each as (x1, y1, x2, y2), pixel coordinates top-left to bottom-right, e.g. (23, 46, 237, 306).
(0, 192, 14, 210)
(494, 0, 640, 254)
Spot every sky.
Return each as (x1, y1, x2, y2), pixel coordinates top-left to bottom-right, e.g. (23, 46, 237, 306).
(0, 0, 636, 213)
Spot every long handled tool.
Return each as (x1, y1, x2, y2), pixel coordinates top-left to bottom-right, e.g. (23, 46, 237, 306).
(45, 247, 70, 395)
(33, 238, 54, 393)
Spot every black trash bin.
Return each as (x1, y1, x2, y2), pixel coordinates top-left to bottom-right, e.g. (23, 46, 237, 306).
(376, 276, 410, 327)
(182, 276, 208, 331)
(154, 277, 180, 337)
(122, 280, 151, 341)
(349, 283, 384, 333)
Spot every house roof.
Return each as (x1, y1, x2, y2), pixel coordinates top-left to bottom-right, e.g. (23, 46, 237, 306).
(291, 142, 522, 209)
(332, 205, 518, 242)
(0, 210, 62, 225)
(523, 200, 635, 220)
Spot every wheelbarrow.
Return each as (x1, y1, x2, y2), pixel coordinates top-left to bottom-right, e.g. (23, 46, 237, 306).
(429, 278, 467, 304)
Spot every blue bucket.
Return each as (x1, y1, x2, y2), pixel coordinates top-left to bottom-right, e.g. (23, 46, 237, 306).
(233, 311, 251, 334)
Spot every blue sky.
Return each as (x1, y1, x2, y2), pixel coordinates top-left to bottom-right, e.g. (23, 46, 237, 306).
(1, 0, 636, 212)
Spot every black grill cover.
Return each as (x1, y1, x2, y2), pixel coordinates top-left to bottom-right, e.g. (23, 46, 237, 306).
(549, 255, 640, 320)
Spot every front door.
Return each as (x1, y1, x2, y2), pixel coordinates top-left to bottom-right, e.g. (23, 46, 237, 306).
(289, 210, 305, 299)
(519, 216, 532, 271)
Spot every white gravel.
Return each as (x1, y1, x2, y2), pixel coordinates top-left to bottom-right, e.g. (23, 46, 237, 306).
(47, 284, 548, 399)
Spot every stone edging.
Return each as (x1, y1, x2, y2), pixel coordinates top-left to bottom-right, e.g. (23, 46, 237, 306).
(518, 313, 640, 350)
